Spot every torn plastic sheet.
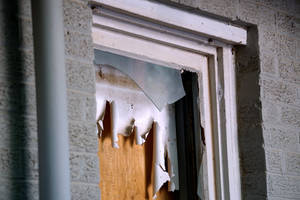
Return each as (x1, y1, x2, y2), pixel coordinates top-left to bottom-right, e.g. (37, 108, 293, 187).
(96, 65, 179, 198)
(94, 49, 185, 111)
(197, 158, 205, 199)
(153, 122, 170, 199)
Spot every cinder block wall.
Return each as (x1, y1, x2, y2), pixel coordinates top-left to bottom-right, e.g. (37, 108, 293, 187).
(0, 0, 99, 199)
(168, 0, 299, 199)
(0, 0, 299, 200)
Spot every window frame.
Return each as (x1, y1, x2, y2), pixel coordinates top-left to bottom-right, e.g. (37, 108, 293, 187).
(90, 1, 246, 199)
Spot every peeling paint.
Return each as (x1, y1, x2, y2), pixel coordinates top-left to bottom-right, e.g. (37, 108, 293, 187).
(95, 65, 179, 197)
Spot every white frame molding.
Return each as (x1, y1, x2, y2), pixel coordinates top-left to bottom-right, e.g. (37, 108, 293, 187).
(90, 1, 246, 199)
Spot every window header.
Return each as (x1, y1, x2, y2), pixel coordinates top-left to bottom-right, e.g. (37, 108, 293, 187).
(90, 0, 247, 45)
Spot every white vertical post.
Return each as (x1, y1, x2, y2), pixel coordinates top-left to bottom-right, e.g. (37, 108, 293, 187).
(31, 0, 71, 199)
(223, 46, 242, 200)
(202, 56, 217, 200)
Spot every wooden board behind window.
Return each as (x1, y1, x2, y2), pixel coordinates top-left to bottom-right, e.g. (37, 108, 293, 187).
(98, 104, 175, 200)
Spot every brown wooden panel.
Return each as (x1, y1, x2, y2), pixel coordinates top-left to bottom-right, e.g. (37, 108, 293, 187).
(98, 104, 175, 200)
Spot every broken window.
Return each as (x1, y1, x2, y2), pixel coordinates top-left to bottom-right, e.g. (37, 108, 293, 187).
(95, 50, 202, 199)
(91, 1, 246, 199)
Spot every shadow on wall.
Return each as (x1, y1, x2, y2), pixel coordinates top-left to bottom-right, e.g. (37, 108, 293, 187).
(236, 26, 267, 199)
(156, 1, 268, 198)
(2, 0, 31, 199)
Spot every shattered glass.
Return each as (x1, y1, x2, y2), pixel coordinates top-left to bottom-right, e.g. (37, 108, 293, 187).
(94, 49, 185, 111)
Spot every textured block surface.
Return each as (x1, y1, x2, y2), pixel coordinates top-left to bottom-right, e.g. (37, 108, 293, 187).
(0, 0, 299, 199)
(0, 0, 98, 199)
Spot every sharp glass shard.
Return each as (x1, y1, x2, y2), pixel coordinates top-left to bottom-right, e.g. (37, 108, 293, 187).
(94, 49, 185, 111)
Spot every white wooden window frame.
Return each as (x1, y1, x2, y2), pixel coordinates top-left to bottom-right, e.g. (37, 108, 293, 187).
(90, 0, 247, 199)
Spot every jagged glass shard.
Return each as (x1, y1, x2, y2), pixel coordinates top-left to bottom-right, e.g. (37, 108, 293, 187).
(94, 49, 185, 111)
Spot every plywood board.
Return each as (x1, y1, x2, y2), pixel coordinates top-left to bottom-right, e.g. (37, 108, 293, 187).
(98, 105, 175, 200)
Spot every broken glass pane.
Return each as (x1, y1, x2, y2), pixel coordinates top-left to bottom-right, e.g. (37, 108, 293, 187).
(94, 49, 185, 111)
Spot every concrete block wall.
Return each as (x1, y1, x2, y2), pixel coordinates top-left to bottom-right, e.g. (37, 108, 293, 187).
(164, 0, 300, 199)
(1, 0, 299, 199)
(0, 0, 99, 199)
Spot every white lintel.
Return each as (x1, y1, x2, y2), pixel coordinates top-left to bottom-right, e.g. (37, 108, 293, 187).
(90, 0, 247, 45)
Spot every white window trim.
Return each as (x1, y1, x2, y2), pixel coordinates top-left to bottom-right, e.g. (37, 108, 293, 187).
(91, 1, 246, 199)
